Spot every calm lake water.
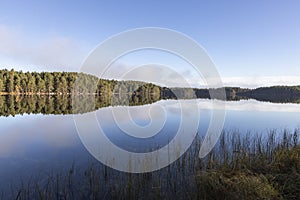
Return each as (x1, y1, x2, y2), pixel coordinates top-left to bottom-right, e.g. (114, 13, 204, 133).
(0, 98, 300, 195)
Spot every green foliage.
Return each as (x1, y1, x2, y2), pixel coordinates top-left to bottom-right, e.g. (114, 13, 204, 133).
(1, 68, 299, 104)
(0, 79, 4, 92)
(240, 86, 300, 103)
(0, 69, 163, 97)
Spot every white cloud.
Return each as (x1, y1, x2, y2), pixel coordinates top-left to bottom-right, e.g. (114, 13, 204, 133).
(222, 76, 300, 88)
(0, 24, 87, 71)
(100, 62, 300, 88)
(100, 62, 209, 88)
(0, 24, 298, 88)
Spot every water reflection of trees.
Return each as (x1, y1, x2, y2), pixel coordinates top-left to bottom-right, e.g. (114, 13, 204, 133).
(1, 88, 299, 117)
(0, 93, 162, 117)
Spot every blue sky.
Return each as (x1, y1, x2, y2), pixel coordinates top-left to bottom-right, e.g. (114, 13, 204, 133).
(0, 0, 299, 87)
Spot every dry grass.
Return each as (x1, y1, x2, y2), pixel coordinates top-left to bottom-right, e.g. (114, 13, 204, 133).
(6, 129, 300, 200)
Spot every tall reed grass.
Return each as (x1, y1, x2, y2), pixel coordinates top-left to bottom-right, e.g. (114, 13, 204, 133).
(6, 128, 300, 200)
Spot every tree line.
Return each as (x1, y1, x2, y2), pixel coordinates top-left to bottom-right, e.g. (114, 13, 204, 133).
(0, 69, 78, 94)
(0, 69, 299, 104)
(0, 69, 161, 96)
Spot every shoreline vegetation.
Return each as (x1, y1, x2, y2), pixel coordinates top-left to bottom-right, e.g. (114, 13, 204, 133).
(0, 69, 300, 104)
(1, 68, 300, 199)
(7, 129, 300, 199)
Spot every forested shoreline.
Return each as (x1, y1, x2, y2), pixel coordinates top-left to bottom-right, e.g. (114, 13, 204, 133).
(0, 69, 77, 94)
(0, 69, 299, 104)
(0, 69, 161, 96)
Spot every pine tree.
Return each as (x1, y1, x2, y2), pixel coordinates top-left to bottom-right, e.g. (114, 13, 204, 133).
(6, 69, 14, 93)
(0, 79, 4, 92)
(45, 73, 54, 93)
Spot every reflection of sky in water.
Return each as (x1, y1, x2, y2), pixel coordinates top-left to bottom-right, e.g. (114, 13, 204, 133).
(0, 115, 79, 157)
(97, 105, 180, 153)
(0, 114, 94, 192)
(0, 99, 300, 191)
(1, 99, 300, 157)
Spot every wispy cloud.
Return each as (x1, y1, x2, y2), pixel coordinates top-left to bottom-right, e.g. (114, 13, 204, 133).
(0, 24, 87, 71)
(102, 62, 300, 88)
(0, 24, 299, 88)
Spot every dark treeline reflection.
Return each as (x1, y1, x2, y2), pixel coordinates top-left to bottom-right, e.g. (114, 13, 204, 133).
(0, 95, 72, 116)
(0, 93, 161, 117)
(1, 92, 300, 117)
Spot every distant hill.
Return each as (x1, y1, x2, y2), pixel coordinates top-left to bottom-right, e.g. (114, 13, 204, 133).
(233, 86, 300, 103)
(162, 86, 300, 103)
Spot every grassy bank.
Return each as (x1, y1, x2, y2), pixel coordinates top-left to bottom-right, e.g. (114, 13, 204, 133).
(197, 129, 300, 199)
(7, 129, 300, 200)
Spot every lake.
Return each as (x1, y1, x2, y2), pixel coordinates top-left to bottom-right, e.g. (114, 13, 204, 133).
(0, 96, 300, 198)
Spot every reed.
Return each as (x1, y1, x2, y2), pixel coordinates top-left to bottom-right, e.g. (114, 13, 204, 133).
(7, 128, 300, 200)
